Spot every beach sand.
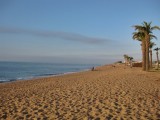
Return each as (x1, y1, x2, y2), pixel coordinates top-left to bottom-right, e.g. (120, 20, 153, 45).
(0, 64, 160, 120)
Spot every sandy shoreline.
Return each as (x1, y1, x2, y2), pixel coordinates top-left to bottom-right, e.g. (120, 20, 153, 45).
(0, 64, 160, 119)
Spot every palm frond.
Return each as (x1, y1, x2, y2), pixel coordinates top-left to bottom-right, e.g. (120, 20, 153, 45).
(132, 31, 145, 41)
(142, 21, 152, 34)
(154, 47, 160, 51)
(133, 25, 146, 31)
(149, 41, 156, 48)
(150, 34, 157, 40)
(151, 26, 160, 30)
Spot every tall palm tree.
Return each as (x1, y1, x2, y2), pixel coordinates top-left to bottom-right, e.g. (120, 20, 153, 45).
(149, 42, 156, 68)
(154, 47, 160, 69)
(132, 31, 146, 71)
(133, 21, 160, 71)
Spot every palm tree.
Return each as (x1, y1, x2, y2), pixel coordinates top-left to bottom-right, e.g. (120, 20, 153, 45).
(123, 54, 128, 65)
(133, 21, 160, 71)
(149, 42, 156, 68)
(129, 57, 133, 68)
(132, 31, 146, 71)
(154, 47, 160, 69)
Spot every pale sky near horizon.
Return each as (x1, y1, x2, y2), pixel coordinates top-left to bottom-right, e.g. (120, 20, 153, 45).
(0, 0, 160, 64)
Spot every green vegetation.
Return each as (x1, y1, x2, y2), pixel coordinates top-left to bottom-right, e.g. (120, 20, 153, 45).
(123, 54, 133, 67)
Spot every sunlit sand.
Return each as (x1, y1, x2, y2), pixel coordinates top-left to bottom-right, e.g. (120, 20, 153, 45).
(0, 64, 160, 119)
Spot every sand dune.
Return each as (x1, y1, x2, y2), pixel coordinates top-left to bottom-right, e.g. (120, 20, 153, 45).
(0, 64, 160, 119)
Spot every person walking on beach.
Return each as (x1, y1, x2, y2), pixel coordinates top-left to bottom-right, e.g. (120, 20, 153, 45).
(130, 57, 133, 68)
(91, 67, 95, 71)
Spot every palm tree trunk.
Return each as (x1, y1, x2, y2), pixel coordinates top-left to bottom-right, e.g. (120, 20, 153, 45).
(145, 36, 150, 71)
(157, 51, 159, 68)
(149, 50, 152, 69)
(142, 40, 146, 71)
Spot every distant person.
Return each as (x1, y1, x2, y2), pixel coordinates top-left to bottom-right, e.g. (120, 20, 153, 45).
(91, 67, 95, 71)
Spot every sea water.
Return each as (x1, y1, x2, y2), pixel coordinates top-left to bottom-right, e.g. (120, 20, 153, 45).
(0, 61, 98, 83)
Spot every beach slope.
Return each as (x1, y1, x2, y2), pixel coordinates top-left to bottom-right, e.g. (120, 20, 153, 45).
(0, 64, 160, 119)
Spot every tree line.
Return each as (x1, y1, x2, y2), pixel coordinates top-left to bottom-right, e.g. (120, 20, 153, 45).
(132, 21, 160, 71)
(123, 54, 133, 67)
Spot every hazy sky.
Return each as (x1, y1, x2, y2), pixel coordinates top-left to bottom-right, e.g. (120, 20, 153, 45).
(0, 0, 160, 64)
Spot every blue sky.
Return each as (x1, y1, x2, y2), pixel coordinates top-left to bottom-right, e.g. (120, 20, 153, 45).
(0, 0, 160, 64)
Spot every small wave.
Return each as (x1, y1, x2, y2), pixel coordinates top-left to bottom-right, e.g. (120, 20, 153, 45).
(0, 79, 8, 83)
(0, 79, 16, 83)
(36, 73, 58, 76)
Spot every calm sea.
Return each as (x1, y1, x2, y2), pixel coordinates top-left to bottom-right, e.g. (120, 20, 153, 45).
(0, 61, 98, 83)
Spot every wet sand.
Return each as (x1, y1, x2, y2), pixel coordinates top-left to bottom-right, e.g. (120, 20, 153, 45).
(0, 64, 160, 119)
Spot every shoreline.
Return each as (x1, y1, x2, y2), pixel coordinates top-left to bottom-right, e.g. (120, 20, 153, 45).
(0, 63, 100, 84)
(0, 63, 103, 84)
(0, 71, 82, 84)
(0, 64, 160, 119)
